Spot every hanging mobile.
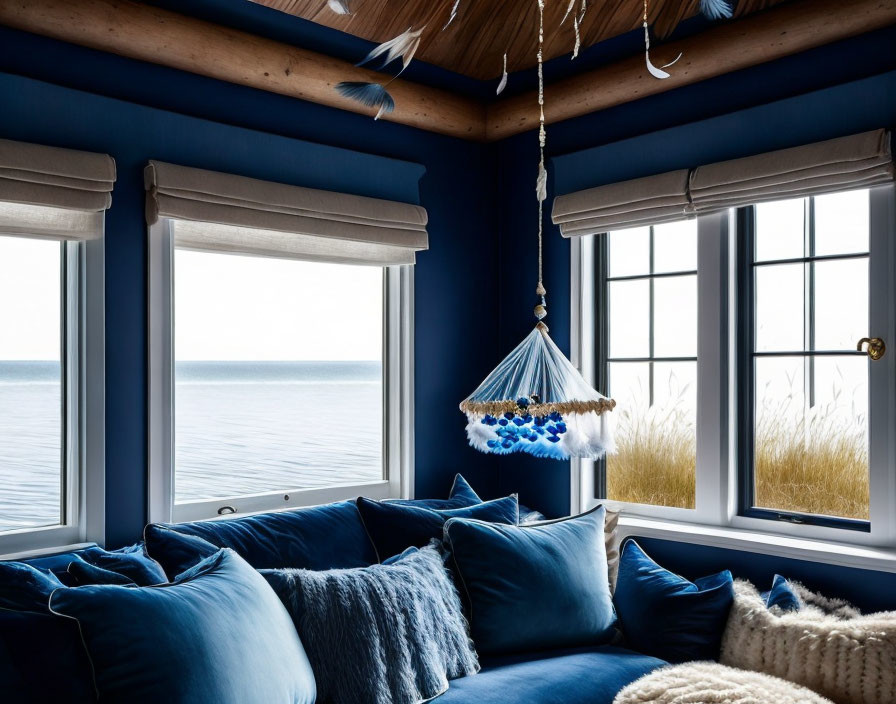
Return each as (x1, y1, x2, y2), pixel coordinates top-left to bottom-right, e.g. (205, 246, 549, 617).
(459, 0, 616, 460)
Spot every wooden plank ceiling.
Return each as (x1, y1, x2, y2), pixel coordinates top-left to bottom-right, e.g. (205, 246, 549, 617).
(251, 0, 791, 80)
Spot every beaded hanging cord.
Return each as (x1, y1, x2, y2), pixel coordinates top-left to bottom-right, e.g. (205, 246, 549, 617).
(534, 0, 549, 328)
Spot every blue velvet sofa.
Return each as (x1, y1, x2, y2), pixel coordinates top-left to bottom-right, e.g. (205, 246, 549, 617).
(1, 493, 668, 704)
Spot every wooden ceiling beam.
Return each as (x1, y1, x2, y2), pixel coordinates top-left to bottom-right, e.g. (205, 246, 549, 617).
(0, 0, 486, 140)
(486, 0, 896, 141)
(1, 0, 894, 145)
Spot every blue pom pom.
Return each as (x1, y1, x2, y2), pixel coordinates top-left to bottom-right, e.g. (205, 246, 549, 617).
(501, 439, 514, 449)
(512, 417, 526, 426)
(487, 439, 499, 448)
(522, 414, 533, 423)
(533, 416, 546, 427)
(556, 422, 567, 434)
(548, 411, 562, 422)
(503, 412, 514, 420)
(547, 435, 561, 443)
(527, 435, 538, 442)
(546, 426, 559, 436)
(516, 397, 530, 407)
(498, 418, 509, 426)
(534, 427, 545, 435)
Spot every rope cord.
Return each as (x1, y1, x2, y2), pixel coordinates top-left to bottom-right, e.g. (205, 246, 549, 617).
(535, 0, 548, 315)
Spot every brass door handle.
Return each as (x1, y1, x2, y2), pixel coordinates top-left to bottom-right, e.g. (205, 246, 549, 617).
(857, 337, 886, 360)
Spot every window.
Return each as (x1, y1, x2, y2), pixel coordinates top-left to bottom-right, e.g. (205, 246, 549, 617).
(598, 221, 698, 509)
(149, 219, 413, 524)
(577, 184, 895, 546)
(0, 229, 104, 555)
(173, 250, 384, 505)
(739, 192, 870, 527)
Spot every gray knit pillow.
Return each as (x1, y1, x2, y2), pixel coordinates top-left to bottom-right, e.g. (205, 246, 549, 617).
(261, 544, 478, 704)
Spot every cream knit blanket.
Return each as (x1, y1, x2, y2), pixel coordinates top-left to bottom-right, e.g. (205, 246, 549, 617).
(614, 661, 833, 704)
(720, 580, 896, 704)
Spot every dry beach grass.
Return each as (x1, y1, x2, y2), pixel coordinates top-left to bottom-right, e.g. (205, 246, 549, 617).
(607, 390, 869, 519)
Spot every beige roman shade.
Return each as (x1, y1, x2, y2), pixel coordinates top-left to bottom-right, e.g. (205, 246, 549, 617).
(552, 170, 691, 237)
(145, 161, 429, 265)
(553, 129, 893, 237)
(690, 130, 893, 213)
(0, 138, 116, 240)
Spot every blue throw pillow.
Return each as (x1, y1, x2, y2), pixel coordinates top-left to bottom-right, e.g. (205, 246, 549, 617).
(443, 505, 617, 656)
(49, 549, 316, 704)
(614, 540, 734, 664)
(357, 494, 520, 562)
(145, 499, 377, 579)
(67, 557, 136, 586)
(387, 473, 482, 510)
(79, 544, 166, 586)
(764, 574, 802, 612)
(0, 560, 96, 702)
(262, 543, 478, 704)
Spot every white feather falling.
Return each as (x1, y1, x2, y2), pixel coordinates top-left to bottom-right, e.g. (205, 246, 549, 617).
(642, 0, 682, 80)
(561, 0, 576, 24)
(496, 53, 508, 95)
(572, 16, 581, 59)
(443, 0, 461, 29)
(358, 28, 424, 71)
(327, 0, 352, 14)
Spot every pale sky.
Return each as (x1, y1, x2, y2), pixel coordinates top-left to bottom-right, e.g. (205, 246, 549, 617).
(0, 239, 383, 361)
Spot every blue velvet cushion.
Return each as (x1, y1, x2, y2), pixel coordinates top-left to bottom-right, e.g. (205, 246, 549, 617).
(443, 505, 616, 655)
(49, 549, 316, 704)
(764, 574, 802, 612)
(78, 544, 166, 585)
(437, 645, 666, 704)
(613, 540, 734, 664)
(145, 499, 377, 579)
(0, 559, 96, 703)
(388, 473, 482, 510)
(357, 494, 520, 562)
(262, 543, 478, 704)
(67, 556, 136, 586)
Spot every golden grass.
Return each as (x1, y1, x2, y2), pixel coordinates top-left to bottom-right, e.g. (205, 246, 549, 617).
(607, 397, 869, 519)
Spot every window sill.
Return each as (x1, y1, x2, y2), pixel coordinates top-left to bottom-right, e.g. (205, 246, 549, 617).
(617, 515, 896, 574)
(0, 541, 94, 562)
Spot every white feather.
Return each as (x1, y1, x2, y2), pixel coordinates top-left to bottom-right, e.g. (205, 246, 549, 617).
(572, 16, 581, 59)
(358, 27, 424, 70)
(700, 0, 733, 20)
(536, 164, 547, 202)
(496, 53, 508, 95)
(643, 22, 681, 80)
(443, 0, 461, 29)
(560, 0, 576, 24)
(327, 0, 351, 14)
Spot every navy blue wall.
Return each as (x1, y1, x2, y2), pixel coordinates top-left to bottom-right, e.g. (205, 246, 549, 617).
(493, 28, 896, 517)
(0, 27, 501, 547)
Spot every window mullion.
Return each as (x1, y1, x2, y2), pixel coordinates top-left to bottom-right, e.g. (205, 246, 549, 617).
(695, 211, 731, 525)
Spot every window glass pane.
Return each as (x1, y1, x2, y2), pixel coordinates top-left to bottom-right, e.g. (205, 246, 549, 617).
(608, 361, 696, 509)
(753, 355, 868, 520)
(174, 250, 383, 503)
(755, 263, 804, 352)
(0, 236, 62, 532)
(814, 190, 869, 257)
(653, 220, 697, 273)
(755, 198, 804, 262)
(608, 279, 649, 358)
(654, 275, 697, 357)
(608, 228, 650, 277)
(814, 258, 868, 351)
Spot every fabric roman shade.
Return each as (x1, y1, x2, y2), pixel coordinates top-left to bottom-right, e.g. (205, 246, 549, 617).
(552, 129, 893, 237)
(552, 170, 690, 237)
(690, 129, 893, 214)
(0, 138, 116, 240)
(144, 161, 429, 265)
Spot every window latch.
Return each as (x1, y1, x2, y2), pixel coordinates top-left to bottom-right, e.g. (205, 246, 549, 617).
(857, 337, 886, 361)
(217, 505, 237, 516)
(777, 513, 805, 524)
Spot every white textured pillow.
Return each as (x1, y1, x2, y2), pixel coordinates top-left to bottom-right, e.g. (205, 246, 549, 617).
(614, 662, 834, 704)
(721, 580, 896, 704)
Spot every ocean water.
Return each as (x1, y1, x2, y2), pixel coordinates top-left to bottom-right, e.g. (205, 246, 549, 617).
(0, 361, 382, 533)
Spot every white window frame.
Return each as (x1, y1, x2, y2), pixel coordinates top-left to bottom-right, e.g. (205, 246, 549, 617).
(0, 234, 105, 558)
(147, 219, 414, 524)
(572, 184, 896, 570)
